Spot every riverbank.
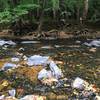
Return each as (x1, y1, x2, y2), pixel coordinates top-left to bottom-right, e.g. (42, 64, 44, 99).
(0, 25, 100, 40)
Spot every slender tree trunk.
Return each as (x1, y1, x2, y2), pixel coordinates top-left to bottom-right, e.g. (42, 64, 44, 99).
(37, 11, 44, 34)
(28, 11, 33, 24)
(37, 0, 46, 35)
(53, 9, 56, 19)
(12, 0, 20, 6)
(76, 6, 80, 23)
(37, 0, 40, 17)
(83, 0, 88, 20)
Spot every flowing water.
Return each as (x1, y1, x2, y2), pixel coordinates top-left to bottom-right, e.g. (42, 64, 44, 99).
(0, 39, 100, 99)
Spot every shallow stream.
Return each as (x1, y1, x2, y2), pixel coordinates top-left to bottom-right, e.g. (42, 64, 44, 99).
(0, 39, 100, 99)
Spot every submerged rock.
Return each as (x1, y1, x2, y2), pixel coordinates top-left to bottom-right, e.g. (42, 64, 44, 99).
(5, 96, 18, 100)
(0, 40, 16, 46)
(8, 89, 16, 97)
(0, 80, 9, 91)
(11, 57, 20, 62)
(21, 41, 40, 44)
(72, 77, 85, 90)
(1, 63, 17, 71)
(20, 95, 46, 100)
(84, 40, 100, 47)
(40, 46, 54, 49)
(27, 55, 49, 66)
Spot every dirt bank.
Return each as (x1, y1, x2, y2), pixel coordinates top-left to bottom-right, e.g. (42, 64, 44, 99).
(0, 26, 100, 40)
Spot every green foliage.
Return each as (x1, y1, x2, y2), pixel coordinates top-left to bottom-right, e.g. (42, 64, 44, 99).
(65, 0, 84, 12)
(16, 4, 40, 10)
(0, 0, 100, 27)
(88, 0, 100, 22)
(0, 10, 12, 24)
(0, 3, 40, 24)
(13, 4, 40, 18)
(51, 0, 59, 10)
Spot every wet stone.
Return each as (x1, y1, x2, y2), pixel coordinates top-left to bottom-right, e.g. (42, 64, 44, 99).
(34, 85, 50, 94)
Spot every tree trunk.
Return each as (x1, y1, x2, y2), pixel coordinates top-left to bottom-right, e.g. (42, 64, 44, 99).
(76, 6, 80, 23)
(37, 0, 40, 17)
(37, 0, 46, 35)
(53, 9, 56, 19)
(12, 0, 20, 6)
(83, 0, 88, 20)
